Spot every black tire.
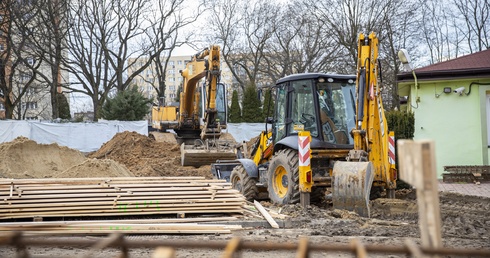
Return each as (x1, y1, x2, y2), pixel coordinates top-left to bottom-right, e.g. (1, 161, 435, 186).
(230, 165, 258, 201)
(267, 149, 300, 205)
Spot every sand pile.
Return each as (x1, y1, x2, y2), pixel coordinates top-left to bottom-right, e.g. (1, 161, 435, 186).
(89, 131, 213, 178)
(0, 137, 134, 179)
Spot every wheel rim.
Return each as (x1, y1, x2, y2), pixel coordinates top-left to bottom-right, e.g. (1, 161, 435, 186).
(273, 165, 288, 198)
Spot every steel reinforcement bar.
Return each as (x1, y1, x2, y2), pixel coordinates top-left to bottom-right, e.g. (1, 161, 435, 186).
(1, 232, 490, 258)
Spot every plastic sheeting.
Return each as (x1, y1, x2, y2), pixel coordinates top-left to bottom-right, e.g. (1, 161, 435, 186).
(0, 121, 265, 152)
(225, 123, 266, 143)
(0, 120, 148, 153)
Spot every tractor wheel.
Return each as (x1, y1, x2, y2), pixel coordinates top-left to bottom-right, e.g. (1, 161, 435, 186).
(267, 149, 300, 205)
(230, 165, 258, 201)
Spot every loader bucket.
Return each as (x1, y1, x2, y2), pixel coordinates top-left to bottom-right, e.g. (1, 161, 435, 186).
(181, 142, 236, 167)
(332, 161, 374, 217)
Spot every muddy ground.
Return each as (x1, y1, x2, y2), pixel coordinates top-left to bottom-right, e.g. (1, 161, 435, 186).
(0, 132, 489, 257)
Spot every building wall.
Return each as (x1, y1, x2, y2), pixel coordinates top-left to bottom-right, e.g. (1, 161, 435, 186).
(400, 78, 490, 178)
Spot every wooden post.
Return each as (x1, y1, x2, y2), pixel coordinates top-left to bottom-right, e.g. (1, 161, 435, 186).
(397, 140, 442, 254)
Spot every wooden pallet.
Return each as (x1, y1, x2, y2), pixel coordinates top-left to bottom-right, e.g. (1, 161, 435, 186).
(0, 177, 246, 220)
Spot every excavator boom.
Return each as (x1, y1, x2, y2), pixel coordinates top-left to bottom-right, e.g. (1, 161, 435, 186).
(332, 32, 397, 217)
(151, 45, 235, 167)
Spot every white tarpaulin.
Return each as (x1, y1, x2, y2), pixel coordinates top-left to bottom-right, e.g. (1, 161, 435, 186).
(225, 123, 266, 143)
(0, 120, 148, 152)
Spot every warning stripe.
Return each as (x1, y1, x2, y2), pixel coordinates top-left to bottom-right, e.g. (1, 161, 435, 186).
(388, 135, 396, 164)
(298, 136, 311, 166)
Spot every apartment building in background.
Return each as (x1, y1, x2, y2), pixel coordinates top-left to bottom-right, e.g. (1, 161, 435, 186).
(0, 1, 68, 120)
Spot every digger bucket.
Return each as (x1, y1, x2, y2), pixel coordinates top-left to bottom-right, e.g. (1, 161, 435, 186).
(180, 142, 236, 167)
(332, 161, 374, 217)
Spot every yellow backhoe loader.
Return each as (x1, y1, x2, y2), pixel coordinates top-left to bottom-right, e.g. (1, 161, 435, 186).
(151, 45, 236, 167)
(213, 32, 396, 217)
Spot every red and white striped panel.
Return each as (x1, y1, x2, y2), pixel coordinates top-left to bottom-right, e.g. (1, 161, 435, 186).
(388, 134, 396, 164)
(298, 135, 311, 166)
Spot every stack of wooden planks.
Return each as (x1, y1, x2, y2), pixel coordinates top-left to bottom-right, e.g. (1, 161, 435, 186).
(0, 217, 242, 235)
(0, 177, 246, 220)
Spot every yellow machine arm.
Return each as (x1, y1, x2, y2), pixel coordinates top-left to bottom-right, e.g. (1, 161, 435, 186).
(332, 32, 397, 217)
(179, 45, 222, 139)
(352, 32, 396, 189)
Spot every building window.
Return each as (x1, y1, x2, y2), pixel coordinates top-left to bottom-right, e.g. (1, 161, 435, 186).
(26, 87, 37, 95)
(0, 103, 4, 110)
(0, 44, 4, 51)
(170, 93, 176, 98)
(169, 86, 175, 91)
(169, 61, 174, 66)
(168, 69, 175, 74)
(178, 60, 183, 65)
(25, 102, 37, 109)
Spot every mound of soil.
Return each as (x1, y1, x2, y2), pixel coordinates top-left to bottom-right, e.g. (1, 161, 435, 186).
(0, 137, 134, 179)
(58, 159, 135, 178)
(89, 131, 213, 178)
(0, 137, 86, 178)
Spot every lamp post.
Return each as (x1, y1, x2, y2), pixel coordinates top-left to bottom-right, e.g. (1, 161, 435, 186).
(398, 49, 419, 109)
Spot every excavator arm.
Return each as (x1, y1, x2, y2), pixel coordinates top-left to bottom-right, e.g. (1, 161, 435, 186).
(178, 45, 236, 167)
(177, 45, 223, 140)
(332, 32, 397, 217)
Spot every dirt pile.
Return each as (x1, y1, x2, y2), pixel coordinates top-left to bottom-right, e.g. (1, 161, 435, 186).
(89, 131, 213, 178)
(0, 137, 134, 178)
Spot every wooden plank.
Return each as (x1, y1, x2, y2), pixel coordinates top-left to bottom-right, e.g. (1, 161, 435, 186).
(0, 187, 235, 196)
(1, 194, 241, 204)
(397, 140, 442, 251)
(0, 177, 225, 185)
(0, 208, 243, 219)
(254, 200, 279, 229)
(0, 223, 242, 231)
(0, 216, 237, 227)
(0, 201, 245, 213)
(18, 229, 233, 235)
(1, 190, 239, 200)
(0, 197, 245, 209)
(4, 182, 232, 191)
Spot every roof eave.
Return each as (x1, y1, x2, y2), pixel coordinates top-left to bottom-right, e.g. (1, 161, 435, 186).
(397, 68, 490, 82)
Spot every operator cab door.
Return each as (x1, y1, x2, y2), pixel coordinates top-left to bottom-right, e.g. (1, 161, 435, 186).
(272, 80, 318, 144)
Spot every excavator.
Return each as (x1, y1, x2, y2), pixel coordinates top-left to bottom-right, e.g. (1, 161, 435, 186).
(151, 45, 236, 167)
(212, 32, 396, 217)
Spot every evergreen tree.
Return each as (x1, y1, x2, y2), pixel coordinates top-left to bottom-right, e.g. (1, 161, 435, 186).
(229, 89, 241, 122)
(101, 86, 151, 121)
(56, 93, 71, 120)
(241, 85, 262, 123)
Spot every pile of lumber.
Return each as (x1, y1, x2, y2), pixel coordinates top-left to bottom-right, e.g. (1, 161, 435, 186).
(0, 177, 246, 220)
(0, 217, 242, 235)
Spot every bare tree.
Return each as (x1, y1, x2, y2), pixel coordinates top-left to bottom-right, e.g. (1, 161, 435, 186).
(25, 0, 71, 119)
(0, 0, 45, 120)
(261, 1, 342, 83)
(139, 0, 201, 106)
(63, 0, 193, 120)
(206, 0, 278, 92)
(453, 0, 490, 53)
